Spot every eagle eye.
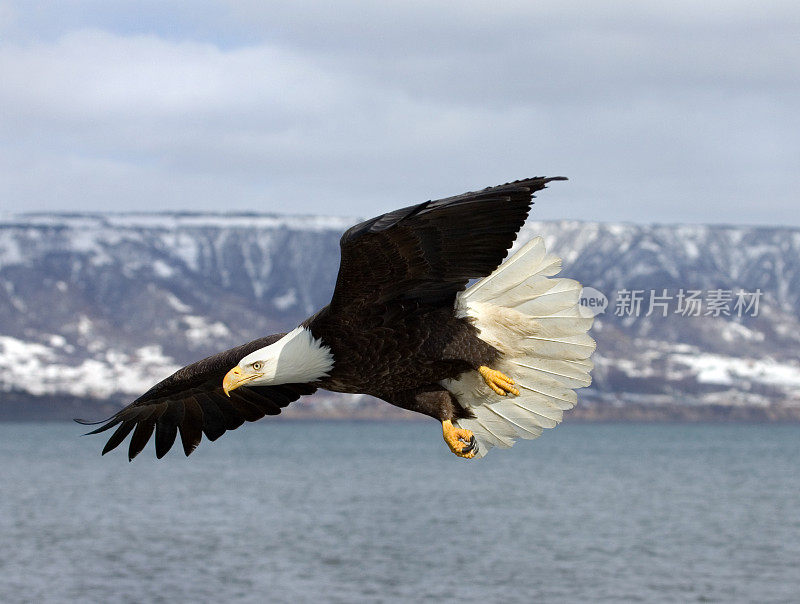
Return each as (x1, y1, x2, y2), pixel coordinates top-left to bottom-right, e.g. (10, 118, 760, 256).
(252, 361, 263, 371)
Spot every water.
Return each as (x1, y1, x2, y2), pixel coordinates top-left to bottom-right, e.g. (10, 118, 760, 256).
(1, 421, 798, 603)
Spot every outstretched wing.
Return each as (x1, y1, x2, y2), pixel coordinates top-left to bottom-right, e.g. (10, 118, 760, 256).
(76, 334, 316, 460)
(329, 177, 565, 311)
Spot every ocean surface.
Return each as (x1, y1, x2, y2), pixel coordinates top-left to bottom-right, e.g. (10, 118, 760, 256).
(0, 421, 798, 603)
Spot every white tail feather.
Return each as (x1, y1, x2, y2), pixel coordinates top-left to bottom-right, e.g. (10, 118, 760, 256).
(510, 358, 593, 389)
(524, 317, 594, 338)
(461, 237, 547, 303)
(443, 237, 595, 458)
(520, 333, 596, 360)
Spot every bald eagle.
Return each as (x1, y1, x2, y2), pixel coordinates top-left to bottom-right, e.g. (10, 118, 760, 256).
(78, 177, 595, 460)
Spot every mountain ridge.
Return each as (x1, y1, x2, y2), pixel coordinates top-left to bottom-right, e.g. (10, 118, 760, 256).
(1, 211, 798, 419)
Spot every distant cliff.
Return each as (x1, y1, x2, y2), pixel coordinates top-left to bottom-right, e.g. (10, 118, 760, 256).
(1, 213, 798, 419)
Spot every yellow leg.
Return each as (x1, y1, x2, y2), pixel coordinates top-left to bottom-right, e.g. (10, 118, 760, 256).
(479, 366, 520, 396)
(442, 420, 478, 459)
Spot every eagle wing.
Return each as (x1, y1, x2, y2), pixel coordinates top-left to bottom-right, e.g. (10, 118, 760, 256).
(76, 334, 316, 460)
(329, 177, 565, 312)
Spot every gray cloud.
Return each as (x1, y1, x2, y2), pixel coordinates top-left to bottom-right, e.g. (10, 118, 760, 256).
(0, 1, 798, 225)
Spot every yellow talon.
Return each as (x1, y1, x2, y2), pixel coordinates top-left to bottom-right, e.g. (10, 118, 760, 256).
(479, 366, 520, 396)
(442, 420, 477, 459)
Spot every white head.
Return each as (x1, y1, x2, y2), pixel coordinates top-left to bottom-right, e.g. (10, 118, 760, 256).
(222, 327, 334, 395)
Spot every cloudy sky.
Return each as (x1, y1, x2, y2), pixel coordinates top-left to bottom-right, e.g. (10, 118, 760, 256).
(0, 1, 797, 225)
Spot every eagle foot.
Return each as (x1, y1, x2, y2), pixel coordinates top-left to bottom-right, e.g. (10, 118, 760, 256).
(442, 419, 478, 459)
(478, 366, 520, 396)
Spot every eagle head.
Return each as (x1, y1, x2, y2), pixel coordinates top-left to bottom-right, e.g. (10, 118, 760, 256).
(222, 326, 334, 396)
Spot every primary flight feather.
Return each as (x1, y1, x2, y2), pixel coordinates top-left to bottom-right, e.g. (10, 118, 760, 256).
(77, 177, 595, 460)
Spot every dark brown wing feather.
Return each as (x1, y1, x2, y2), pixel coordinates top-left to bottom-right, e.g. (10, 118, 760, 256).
(76, 334, 316, 460)
(329, 176, 565, 312)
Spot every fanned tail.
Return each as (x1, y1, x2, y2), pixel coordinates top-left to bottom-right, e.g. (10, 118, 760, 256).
(443, 237, 595, 458)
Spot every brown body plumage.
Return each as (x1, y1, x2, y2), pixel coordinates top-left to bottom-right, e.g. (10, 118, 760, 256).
(308, 304, 497, 420)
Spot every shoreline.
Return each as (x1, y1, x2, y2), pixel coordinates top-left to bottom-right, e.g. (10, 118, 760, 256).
(1, 391, 799, 423)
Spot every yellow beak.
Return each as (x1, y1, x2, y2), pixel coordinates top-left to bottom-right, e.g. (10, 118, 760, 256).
(222, 366, 259, 397)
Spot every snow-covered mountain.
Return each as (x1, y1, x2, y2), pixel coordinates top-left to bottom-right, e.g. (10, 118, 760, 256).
(1, 212, 798, 418)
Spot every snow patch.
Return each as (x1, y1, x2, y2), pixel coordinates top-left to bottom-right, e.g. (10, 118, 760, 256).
(0, 336, 180, 397)
(672, 353, 800, 391)
(1, 213, 355, 232)
(273, 289, 298, 311)
(76, 316, 93, 336)
(182, 315, 231, 345)
(719, 321, 765, 343)
(164, 292, 192, 313)
(152, 260, 175, 278)
(0, 237, 25, 265)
